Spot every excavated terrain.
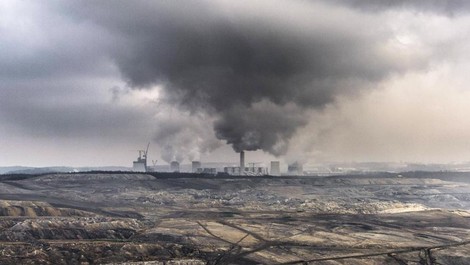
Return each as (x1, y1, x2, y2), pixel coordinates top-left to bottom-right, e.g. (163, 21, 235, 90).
(0, 172, 469, 264)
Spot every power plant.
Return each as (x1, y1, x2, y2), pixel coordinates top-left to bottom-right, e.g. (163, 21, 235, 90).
(223, 151, 268, 176)
(132, 145, 276, 175)
(132, 143, 149, 172)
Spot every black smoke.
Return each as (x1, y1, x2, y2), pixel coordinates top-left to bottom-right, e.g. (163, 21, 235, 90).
(214, 100, 306, 155)
(63, 0, 429, 155)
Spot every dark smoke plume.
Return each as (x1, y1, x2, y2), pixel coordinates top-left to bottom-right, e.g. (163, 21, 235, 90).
(214, 100, 306, 155)
(65, 0, 427, 155)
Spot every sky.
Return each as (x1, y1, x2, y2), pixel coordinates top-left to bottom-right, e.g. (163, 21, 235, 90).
(1, 0, 470, 167)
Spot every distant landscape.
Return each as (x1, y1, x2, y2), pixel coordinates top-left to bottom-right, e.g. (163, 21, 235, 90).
(3, 1, 470, 264)
(4, 161, 470, 175)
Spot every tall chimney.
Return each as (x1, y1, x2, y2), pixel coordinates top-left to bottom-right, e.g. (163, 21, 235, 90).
(240, 151, 245, 175)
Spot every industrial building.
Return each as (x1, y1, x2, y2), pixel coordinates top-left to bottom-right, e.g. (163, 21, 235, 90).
(246, 166, 267, 175)
(197, 168, 217, 175)
(170, 161, 180, 172)
(224, 166, 267, 176)
(223, 151, 267, 176)
(270, 161, 280, 176)
(192, 161, 201, 173)
(132, 143, 149, 172)
(137, 147, 271, 175)
(224, 166, 242, 175)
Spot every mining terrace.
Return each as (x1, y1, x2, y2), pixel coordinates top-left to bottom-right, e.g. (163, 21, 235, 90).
(0, 171, 469, 264)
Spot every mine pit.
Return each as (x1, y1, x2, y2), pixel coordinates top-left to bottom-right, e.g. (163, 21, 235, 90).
(0, 172, 469, 264)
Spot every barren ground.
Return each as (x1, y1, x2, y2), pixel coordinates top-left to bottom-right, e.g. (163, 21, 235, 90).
(0, 172, 469, 264)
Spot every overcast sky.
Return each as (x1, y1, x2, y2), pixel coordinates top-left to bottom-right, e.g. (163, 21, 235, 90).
(1, 0, 470, 167)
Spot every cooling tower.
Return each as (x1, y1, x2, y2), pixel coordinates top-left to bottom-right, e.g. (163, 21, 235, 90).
(192, 161, 201, 173)
(170, 161, 180, 172)
(270, 161, 281, 176)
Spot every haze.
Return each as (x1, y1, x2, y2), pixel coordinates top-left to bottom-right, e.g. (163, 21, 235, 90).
(1, 0, 470, 167)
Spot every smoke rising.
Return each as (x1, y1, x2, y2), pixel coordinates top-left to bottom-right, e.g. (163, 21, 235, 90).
(62, 0, 431, 156)
(214, 100, 306, 155)
(153, 110, 221, 163)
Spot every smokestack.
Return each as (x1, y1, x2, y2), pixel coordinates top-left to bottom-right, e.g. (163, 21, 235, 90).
(240, 151, 245, 175)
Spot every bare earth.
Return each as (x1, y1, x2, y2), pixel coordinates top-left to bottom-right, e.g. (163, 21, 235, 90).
(0, 172, 469, 264)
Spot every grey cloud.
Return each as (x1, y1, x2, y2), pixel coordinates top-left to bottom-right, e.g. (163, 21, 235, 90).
(60, 0, 431, 156)
(0, 1, 136, 143)
(0, 85, 151, 140)
(1, 0, 447, 162)
(0, 1, 115, 81)
(328, 0, 470, 14)
(0, 0, 467, 167)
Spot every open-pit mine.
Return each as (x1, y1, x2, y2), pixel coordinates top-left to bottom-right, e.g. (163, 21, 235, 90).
(0, 172, 469, 264)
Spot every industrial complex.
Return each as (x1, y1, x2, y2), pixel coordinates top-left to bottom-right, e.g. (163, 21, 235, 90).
(132, 144, 300, 176)
(132, 143, 149, 172)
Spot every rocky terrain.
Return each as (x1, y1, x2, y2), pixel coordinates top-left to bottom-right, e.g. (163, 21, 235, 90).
(0, 172, 469, 264)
